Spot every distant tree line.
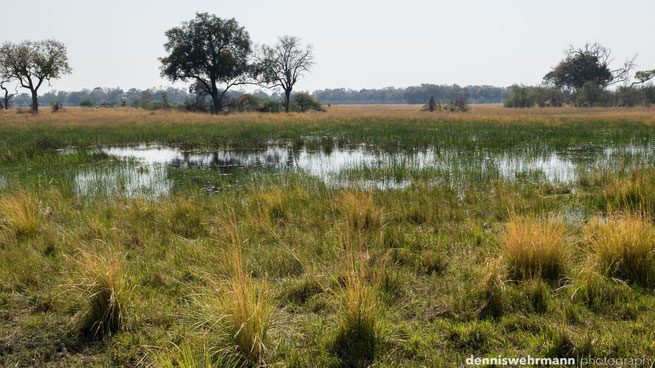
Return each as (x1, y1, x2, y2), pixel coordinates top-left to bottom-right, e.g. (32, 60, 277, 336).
(313, 84, 509, 105)
(7, 86, 328, 112)
(505, 42, 655, 108)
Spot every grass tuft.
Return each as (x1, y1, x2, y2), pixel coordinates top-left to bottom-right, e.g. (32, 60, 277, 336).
(198, 224, 274, 365)
(501, 217, 569, 282)
(337, 190, 382, 230)
(153, 342, 241, 368)
(0, 190, 40, 237)
(332, 240, 384, 367)
(584, 213, 655, 287)
(478, 257, 506, 318)
(76, 250, 128, 339)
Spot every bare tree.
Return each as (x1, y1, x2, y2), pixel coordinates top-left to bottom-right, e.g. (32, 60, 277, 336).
(0, 79, 16, 110)
(256, 36, 314, 113)
(0, 40, 72, 113)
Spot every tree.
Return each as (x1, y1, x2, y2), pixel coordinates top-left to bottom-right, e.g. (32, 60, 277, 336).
(0, 40, 72, 113)
(256, 36, 314, 113)
(160, 13, 253, 114)
(544, 42, 635, 92)
(631, 69, 655, 87)
(0, 79, 16, 109)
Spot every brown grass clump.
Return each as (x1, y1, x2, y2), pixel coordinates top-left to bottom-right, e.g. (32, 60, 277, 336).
(584, 213, 655, 287)
(0, 191, 40, 237)
(501, 217, 569, 282)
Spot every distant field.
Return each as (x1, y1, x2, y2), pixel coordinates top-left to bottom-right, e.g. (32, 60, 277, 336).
(1, 106, 655, 367)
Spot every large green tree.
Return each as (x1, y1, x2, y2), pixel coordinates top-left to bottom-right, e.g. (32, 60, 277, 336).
(0, 40, 71, 113)
(160, 13, 253, 113)
(544, 42, 634, 92)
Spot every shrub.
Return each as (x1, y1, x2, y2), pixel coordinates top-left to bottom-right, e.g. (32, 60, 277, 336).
(79, 98, 95, 108)
(575, 81, 609, 107)
(231, 94, 264, 112)
(259, 99, 284, 113)
(49, 99, 62, 112)
(584, 213, 655, 287)
(77, 251, 128, 338)
(504, 85, 535, 108)
(292, 93, 325, 112)
(501, 217, 569, 282)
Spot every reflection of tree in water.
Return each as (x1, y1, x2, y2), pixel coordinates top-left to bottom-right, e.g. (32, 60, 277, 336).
(164, 147, 304, 174)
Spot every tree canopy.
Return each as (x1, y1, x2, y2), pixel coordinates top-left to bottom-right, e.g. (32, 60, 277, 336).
(0, 39, 71, 113)
(160, 13, 253, 113)
(543, 42, 634, 91)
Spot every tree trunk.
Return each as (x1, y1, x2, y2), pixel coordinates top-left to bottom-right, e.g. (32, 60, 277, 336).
(284, 90, 291, 113)
(210, 93, 222, 114)
(30, 90, 39, 114)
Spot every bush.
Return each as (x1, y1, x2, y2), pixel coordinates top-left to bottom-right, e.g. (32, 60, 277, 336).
(99, 101, 119, 108)
(292, 93, 325, 112)
(614, 86, 645, 107)
(49, 99, 62, 112)
(504, 85, 535, 108)
(259, 99, 284, 113)
(575, 82, 609, 107)
(79, 99, 95, 108)
(231, 94, 264, 112)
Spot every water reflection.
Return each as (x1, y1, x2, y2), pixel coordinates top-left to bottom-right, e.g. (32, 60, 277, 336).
(62, 142, 655, 196)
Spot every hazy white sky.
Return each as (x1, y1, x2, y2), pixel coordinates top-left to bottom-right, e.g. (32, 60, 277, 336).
(2, 0, 654, 93)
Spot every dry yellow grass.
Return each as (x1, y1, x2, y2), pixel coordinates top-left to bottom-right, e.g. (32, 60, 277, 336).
(1, 104, 654, 129)
(336, 190, 382, 230)
(0, 190, 40, 237)
(584, 213, 655, 286)
(501, 217, 570, 282)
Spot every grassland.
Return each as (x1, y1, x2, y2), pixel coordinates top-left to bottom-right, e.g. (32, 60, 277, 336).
(1, 106, 655, 367)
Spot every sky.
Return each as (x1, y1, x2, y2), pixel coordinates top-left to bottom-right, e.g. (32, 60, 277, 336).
(1, 0, 654, 94)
